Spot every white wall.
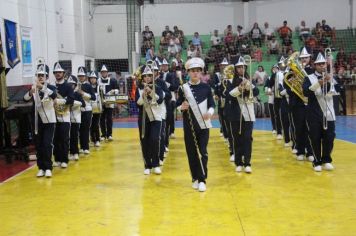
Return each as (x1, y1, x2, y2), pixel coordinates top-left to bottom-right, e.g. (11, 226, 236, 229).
(252, 0, 351, 31)
(142, 0, 351, 35)
(93, 5, 128, 59)
(142, 2, 244, 36)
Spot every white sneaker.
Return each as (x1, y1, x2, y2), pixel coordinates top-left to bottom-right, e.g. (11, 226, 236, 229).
(272, 130, 277, 134)
(219, 132, 223, 137)
(68, 154, 74, 161)
(74, 154, 79, 161)
(284, 142, 291, 147)
(84, 150, 90, 155)
(276, 134, 283, 140)
(60, 162, 68, 168)
(170, 133, 176, 139)
(296, 155, 304, 161)
(244, 166, 252, 173)
(235, 166, 243, 172)
(153, 167, 162, 175)
(45, 170, 52, 178)
(100, 137, 105, 141)
(192, 180, 199, 189)
(36, 169, 45, 177)
(314, 165, 322, 172)
(165, 147, 169, 152)
(323, 163, 334, 171)
(52, 162, 60, 167)
(307, 156, 314, 162)
(229, 154, 235, 162)
(163, 152, 168, 158)
(79, 149, 84, 153)
(108, 136, 113, 141)
(198, 182, 206, 192)
(159, 160, 164, 166)
(95, 141, 100, 147)
(143, 169, 150, 175)
(292, 149, 298, 154)
(224, 138, 228, 143)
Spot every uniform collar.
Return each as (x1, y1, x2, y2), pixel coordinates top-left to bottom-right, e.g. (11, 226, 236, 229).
(188, 80, 201, 85)
(56, 79, 65, 84)
(314, 71, 322, 77)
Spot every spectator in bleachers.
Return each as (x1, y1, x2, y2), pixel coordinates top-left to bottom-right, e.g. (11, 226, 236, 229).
(159, 32, 171, 53)
(319, 35, 329, 49)
(305, 35, 318, 56)
(142, 26, 154, 44)
(187, 44, 197, 58)
(253, 65, 268, 85)
(167, 35, 180, 59)
(226, 45, 239, 63)
(313, 22, 324, 40)
(278, 20, 292, 39)
(238, 37, 251, 55)
(173, 26, 184, 45)
(262, 22, 274, 42)
(299, 20, 311, 41)
(235, 25, 246, 48)
(321, 19, 336, 43)
(224, 25, 233, 36)
(282, 35, 293, 55)
(224, 32, 234, 47)
(336, 48, 347, 62)
(162, 26, 173, 37)
(250, 22, 263, 47)
(267, 36, 281, 56)
(145, 45, 155, 61)
(192, 32, 203, 53)
(348, 52, 356, 67)
(210, 30, 222, 47)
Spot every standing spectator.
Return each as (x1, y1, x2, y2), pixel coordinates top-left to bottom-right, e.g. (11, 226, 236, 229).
(313, 22, 324, 40)
(210, 30, 222, 47)
(278, 20, 292, 39)
(142, 26, 154, 44)
(282, 35, 293, 55)
(235, 25, 246, 48)
(250, 22, 263, 47)
(321, 19, 336, 43)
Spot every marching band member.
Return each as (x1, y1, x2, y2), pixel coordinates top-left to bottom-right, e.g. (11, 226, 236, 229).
(276, 57, 292, 147)
(136, 66, 164, 175)
(213, 58, 229, 140)
(68, 75, 85, 161)
(287, 48, 314, 161)
(89, 71, 102, 147)
(98, 65, 118, 141)
(176, 57, 215, 192)
(152, 60, 172, 164)
(77, 66, 96, 154)
(52, 62, 74, 168)
(303, 52, 340, 172)
(268, 63, 283, 140)
(264, 67, 277, 134)
(159, 58, 179, 154)
(226, 57, 259, 173)
(24, 64, 56, 177)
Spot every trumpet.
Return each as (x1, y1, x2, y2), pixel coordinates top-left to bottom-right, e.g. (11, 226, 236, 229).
(325, 48, 337, 96)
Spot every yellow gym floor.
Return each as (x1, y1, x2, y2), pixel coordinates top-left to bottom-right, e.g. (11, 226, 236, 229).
(0, 128, 355, 235)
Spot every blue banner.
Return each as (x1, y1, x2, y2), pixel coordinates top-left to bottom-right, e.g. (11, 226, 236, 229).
(4, 19, 20, 68)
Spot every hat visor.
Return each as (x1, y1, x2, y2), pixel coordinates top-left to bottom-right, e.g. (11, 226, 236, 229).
(77, 73, 86, 76)
(299, 54, 311, 58)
